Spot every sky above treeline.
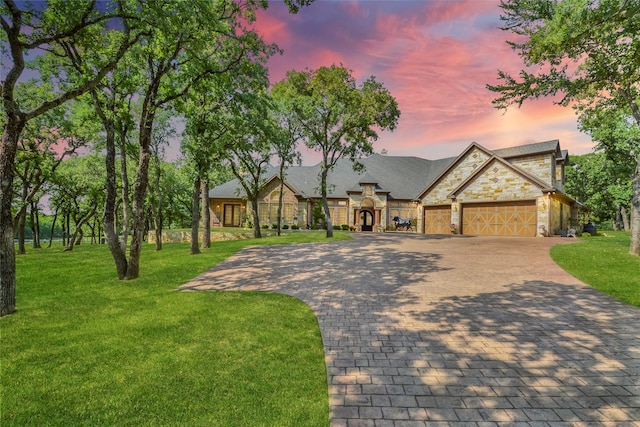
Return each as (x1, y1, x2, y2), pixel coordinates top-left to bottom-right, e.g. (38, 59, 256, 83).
(253, 0, 595, 164)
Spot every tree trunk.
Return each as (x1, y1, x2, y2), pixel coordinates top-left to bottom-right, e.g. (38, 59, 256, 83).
(152, 152, 163, 251)
(630, 156, 640, 256)
(277, 162, 285, 236)
(31, 201, 41, 249)
(119, 129, 132, 252)
(190, 178, 201, 254)
(0, 116, 25, 316)
(17, 210, 26, 255)
(621, 205, 630, 232)
(201, 177, 211, 249)
(251, 197, 262, 239)
(48, 207, 59, 248)
(66, 203, 96, 251)
(320, 168, 333, 238)
(126, 127, 153, 279)
(102, 121, 128, 279)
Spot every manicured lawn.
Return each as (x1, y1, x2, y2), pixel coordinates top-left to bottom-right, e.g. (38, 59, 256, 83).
(551, 231, 640, 307)
(2, 231, 351, 426)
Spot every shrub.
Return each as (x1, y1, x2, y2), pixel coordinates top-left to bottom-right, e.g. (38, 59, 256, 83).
(271, 224, 278, 229)
(341, 224, 349, 230)
(291, 224, 299, 230)
(282, 224, 289, 230)
(262, 224, 269, 229)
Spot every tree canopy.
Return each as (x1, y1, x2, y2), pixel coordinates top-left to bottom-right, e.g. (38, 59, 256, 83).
(487, 0, 640, 255)
(273, 64, 400, 237)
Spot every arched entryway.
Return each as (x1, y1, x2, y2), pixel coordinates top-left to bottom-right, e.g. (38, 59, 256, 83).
(360, 210, 374, 232)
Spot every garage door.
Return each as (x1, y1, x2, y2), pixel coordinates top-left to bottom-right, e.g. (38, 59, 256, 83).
(424, 206, 451, 234)
(462, 201, 537, 237)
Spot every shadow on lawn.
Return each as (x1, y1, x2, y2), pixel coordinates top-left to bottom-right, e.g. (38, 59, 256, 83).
(181, 234, 640, 425)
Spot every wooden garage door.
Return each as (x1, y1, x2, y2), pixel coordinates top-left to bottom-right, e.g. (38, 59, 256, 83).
(424, 206, 451, 234)
(462, 201, 537, 237)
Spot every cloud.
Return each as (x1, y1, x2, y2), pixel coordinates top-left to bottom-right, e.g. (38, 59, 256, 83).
(254, 0, 596, 164)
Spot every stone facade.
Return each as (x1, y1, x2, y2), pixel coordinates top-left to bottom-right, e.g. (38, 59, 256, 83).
(208, 140, 582, 237)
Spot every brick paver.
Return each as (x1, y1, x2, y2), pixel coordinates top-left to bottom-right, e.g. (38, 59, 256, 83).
(181, 234, 640, 426)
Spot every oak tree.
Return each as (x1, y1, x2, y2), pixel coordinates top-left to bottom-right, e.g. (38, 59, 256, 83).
(273, 65, 400, 237)
(487, 0, 640, 254)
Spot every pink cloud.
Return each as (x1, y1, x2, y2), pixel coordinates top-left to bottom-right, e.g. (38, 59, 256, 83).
(254, 1, 596, 164)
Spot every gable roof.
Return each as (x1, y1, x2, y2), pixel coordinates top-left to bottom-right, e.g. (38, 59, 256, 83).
(447, 155, 554, 198)
(209, 140, 565, 201)
(493, 139, 560, 159)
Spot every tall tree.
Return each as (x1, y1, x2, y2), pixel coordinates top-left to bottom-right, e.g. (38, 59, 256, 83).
(99, 0, 276, 276)
(272, 64, 400, 237)
(270, 92, 303, 236)
(221, 90, 275, 239)
(487, 0, 640, 255)
(148, 108, 176, 251)
(0, 0, 141, 316)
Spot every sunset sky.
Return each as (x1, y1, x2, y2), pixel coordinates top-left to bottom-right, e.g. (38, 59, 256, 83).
(254, 0, 595, 164)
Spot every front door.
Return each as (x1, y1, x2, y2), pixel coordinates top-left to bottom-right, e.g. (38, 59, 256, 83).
(360, 210, 374, 232)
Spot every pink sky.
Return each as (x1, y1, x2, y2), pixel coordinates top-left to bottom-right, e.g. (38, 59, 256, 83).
(254, 0, 595, 164)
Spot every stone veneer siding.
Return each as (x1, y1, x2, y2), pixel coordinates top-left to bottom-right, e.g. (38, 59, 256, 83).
(422, 148, 491, 205)
(454, 159, 543, 203)
(509, 154, 555, 187)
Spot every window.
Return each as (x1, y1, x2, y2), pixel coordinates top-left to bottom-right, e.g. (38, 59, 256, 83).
(259, 190, 294, 225)
(223, 204, 242, 227)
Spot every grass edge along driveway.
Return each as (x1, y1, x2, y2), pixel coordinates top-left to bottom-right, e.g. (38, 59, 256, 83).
(551, 231, 639, 308)
(2, 232, 351, 427)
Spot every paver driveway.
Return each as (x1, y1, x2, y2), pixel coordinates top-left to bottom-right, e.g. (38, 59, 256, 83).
(181, 234, 640, 426)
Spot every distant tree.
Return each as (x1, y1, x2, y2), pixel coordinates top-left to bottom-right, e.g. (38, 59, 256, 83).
(487, 0, 640, 255)
(50, 154, 105, 251)
(11, 99, 82, 254)
(148, 109, 176, 251)
(160, 160, 193, 230)
(566, 153, 633, 228)
(273, 65, 400, 237)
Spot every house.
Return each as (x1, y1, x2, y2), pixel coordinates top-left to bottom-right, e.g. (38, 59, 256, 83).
(208, 139, 583, 237)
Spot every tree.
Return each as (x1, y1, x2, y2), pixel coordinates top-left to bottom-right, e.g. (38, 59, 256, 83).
(0, 0, 142, 316)
(49, 154, 105, 251)
(487, 0, 640, 255)
(221, 90, 276, 239)
(565, 153, 634, 227)
(270, 92, 303, 236)
(272, 64, 400, 237)
(148, 109, 176, 251)
(12, 101, 81, 254)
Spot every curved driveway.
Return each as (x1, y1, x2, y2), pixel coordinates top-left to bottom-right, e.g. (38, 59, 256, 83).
(182, 234, 640, 426)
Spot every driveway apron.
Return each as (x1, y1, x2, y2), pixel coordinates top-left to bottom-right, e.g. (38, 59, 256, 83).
(181, 234, 640, 426)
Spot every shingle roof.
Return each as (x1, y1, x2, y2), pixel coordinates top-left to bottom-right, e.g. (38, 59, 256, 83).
(493, 139, 560, 158)
(209, 140, 564, 200)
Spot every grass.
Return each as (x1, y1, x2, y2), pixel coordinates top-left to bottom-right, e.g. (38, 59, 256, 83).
(1, 231, 352, 426)
(551, 231, 640, 307)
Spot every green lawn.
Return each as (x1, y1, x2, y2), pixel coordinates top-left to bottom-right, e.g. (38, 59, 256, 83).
(551, 231, 640, 307)
(2, 231, 351, 426)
